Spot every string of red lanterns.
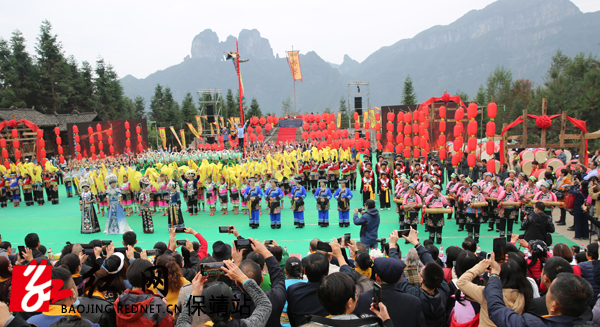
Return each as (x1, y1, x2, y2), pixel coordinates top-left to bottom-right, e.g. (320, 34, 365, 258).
(136, 125, 143, 153)
(55, 127, 65, 164)
(73, 125, 82, 160)
(486, 102, 497, 172)
(467, 103, 478, 170)
(125, 121, 131, 153)
(1, 137, 8, 169)
(107, 127, 114, 156)
(88, 126, 96, 161)
(438, 106, 447, 162)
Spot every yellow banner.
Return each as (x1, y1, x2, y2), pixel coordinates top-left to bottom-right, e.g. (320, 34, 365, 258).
(287, 50, 303, 82)
(370, 109, 376, 130)
(213, 122, 220, 135)
(158, 127, 167, 149)
(180, 129, 186, 149)
(187, 123, 201, 139)
(337, 113, 341, 128)
(195, 116, 203, 135)
(210, 123, 214, 135)
(363, 112, 369, 129)
(220, 117, 225, 130)
(170, 126, 183, 148)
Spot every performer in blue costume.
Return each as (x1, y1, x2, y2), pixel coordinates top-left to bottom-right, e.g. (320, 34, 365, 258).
(8, 172, 20, 207)
(291, 177, 307, 228)
(167, 180, 185, 228)
(265, 178, 284, 229)
(333, 179, 353, 227)
(314, 179, 332, 227)
(104, 173, 133, 235)
(243, 177, 263, 229)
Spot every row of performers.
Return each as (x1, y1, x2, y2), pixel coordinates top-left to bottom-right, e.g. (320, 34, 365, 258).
(0, 171, 63, 207)
(392, 171, 559, 244)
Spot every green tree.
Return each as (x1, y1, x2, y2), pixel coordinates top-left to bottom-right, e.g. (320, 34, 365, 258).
(35, 20, 72, 113)
(281, 96, 293, 116)
(0, 31, 38, 108)
(234, 90, 248, 118)
(475, 85, 486, 106)
(323, 107, 331, 114)
(455, 90, 469, 103)
(93, 58, 124, 120)
(179, 92, 196, 140)
(579, 68, 600, 133)
(224, 89, 237, 119)
(133, 96, 146, 119)
(338, 96, 350, 129)
(401, 75, 417, 105)
(485, 65, 513, 129)
(247, 97, 262, 118)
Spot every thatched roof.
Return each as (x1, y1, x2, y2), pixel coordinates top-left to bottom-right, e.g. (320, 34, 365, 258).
(0, 108, 98, 131)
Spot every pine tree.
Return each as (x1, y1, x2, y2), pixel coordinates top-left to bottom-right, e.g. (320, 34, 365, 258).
(281, 96, 293, 116)
(133, 96, 145, 119)
(180, 92, 197, 140)
(150, 84, 165, 123)
(339, 96, 350, 129)
(455, 90, 469, 103)
(247, 97, 262, 118)
(475, 85, 486, 106)
(401, 75, 417, 105)
(1, 31, 38, 108)
(225, 89, 236, 119)
(35, 20, 72, 113)
(93, 58, 125, 120)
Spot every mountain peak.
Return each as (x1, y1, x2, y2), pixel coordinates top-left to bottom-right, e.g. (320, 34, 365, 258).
(190, 28, 273, 61)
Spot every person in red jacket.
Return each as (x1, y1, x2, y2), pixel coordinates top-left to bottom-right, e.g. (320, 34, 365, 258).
(114, 259, 174, 327)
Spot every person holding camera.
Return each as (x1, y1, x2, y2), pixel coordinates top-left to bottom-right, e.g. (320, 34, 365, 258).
(353, 199, 380, 249)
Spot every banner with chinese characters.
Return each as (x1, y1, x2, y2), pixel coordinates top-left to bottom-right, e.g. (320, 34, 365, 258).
(170, 126, 182, 148)
(286, 50, 303, 82)
(158, 127, 167, 148)
(195, 116, 203, 135)
(180, 129, 186, 148)
(187, 123, 201, 139)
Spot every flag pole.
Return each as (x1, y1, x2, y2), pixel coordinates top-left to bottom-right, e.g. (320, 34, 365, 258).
(236, 39, 244, 122)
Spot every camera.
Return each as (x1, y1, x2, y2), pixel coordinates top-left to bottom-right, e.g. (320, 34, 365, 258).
(101, 240, 112, 246)
(234, 239, 252, 251)
(376, 238, 386, 243)
(175, 227, 186, 233)
(176, 240, 187, 246)
(146, 249, 158, 256)
(200, 262, 226, 276)
(357, 208, 364, 213)
(219, 226, 232, 233)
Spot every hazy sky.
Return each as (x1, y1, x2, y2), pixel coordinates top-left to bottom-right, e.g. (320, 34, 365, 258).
(1, 0, 598, 79)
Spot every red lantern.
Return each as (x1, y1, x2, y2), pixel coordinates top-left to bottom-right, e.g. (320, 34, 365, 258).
(404, 113, 412, 123)
(413, 148, 420, 158)
(354, 112, 359, 120)
(302, 132, 308, 139)
(74, 135, 80, 143)
(413, 136, 420, 147)
(454, 124, 462, 137)
(453, 139, 462, 152)
(91, 145, 96, 153)
(423, 119, 429, 129)
(39, 139, 45, 148)
(87, 126, 93, 135)
(97, 134, 103, 142)
(404, 125, 411, 135)
(137, 135, 142, 143)
(467, 153, 476, 167)
(0, 139, 5, 148)
(439, 120, 446, 133)
(468, 137, 477, 152)
(58, 147, 63, 155)
(76, 144, 81, 152)
(40, 149, 46, 158)
(411, 123, 417, 135)
(404, 137, 411, 147)
(109, 146, 114, 154)
(386, 122, 393, 132)
(486, 121, 495, 138)
(397, 114, 404, 123)
(56, 137, 62, 145)
(354, 122, 360, 130)
(377, 143, 382, 151)
(404, 148, 411, 158)
(468, 120, 477, 136)
(108, 138, 113, 145)
(365, 131, 370, 139)
(438, 134, 446, 146)
(397, 123, 403, 133)
(303, 123, 309, 130)
(454, 108, 464, 122)
(487, 102, 497, 119)
(98, 143, 104, 151)
(439, 148, 447, 160)
(265, 123, 272, 131)
(452, 153, 461, 166)
(467, 103, 477, 120)
(11, 129, 18, 139)
(311, 123, 318, 131)
(124, 121, 130, 129)
(138, 144, 143, 152)
(365, 121, 370, 130)
(73, 125, 79, 134)
(257, 133, 265, 142)
(412, 111, 419, 122)
(90, 136, 94, 144)
(487, 160, 496, 173)
(386, 112, 394, 122)
(386, 133, 393, 142)
(486, 140, 495, 156)
(376, 133, 381, 141)
(315, 114, 321, 122)
(419, 125, 425, 136)
(419, 138, 426, 149)
(256, 126, 262, 133)
(259, 117, 266, 125)
(1, 149, 7, 158)
(13, 140, 19, 149)
(419, 112, 425, 123)
(535, 115, 552, 129)
(125, 131, 131, 139)
(247, 126, 254, 134)
(439, 106, 447, 119)
(96, 123, 101, 133)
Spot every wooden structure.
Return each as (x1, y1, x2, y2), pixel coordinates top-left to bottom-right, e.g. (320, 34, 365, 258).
(0, 107, 98, 159)
(500, 98, 589, 164)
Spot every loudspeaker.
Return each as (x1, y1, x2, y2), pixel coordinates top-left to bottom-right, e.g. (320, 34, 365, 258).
(354, 97, 363, 116)
(207, 136, 215, 144)
(207, 105, 215, 123)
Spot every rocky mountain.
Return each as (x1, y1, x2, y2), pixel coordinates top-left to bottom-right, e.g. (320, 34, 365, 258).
(121, 0, 600, 114)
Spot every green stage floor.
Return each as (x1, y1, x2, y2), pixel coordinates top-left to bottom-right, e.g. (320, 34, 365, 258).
(0, 186, 576, 257)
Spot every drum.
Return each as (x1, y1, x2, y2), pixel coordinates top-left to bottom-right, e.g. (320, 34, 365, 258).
(533, 148, 548, 163)
(520, 159, 534, 175)
(545, 158, 564, 172)
(519, 150, 535, 161)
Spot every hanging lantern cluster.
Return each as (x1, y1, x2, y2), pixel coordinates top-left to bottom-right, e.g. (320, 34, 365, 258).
(383, 112, 393, 152)
(124, 121, 131, 153)
(403, 111, 412, 159)
(96, 124, 105, 159)
(55, 127, 65, 164)
(11, 128, 20, 161)
(395, 113, 404, 154)
(466, 103, 478, 169)
(452, 106, 465, 167)
(438, 106, 447, 161)
(107, 127, 114, 156)
(38, 129, 47, 166)
(88, 126, 97, 161)
(486, 102, 497, 172)
(73, 125, 82, 160)
(136, 125, 143, 153)
(1, 136, 8, 169)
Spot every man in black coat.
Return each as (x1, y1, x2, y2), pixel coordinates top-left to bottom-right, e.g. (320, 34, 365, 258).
(287, 252, 329, 327)
(235, 238, 286, 327)
(521, 202, 555, 243)
(354, 231, 426, 327)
